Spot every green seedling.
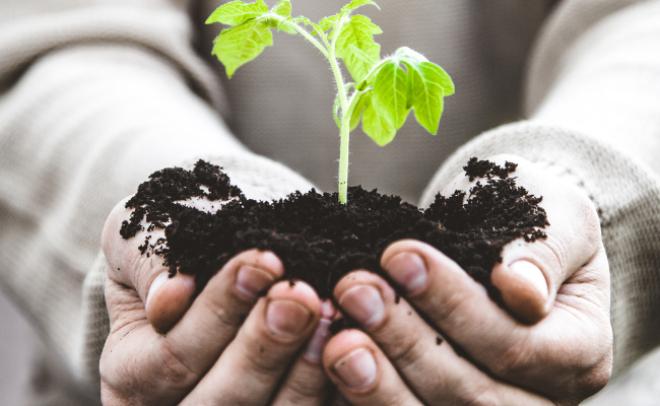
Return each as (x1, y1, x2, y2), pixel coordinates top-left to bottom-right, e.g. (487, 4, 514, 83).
(207, 0, 454, 203)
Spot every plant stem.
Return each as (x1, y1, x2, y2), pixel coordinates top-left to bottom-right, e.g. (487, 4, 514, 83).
(270, 15, 329, 58)
(271, 13, 351, 203)
(328, 16, 351, 204)
(337, 110, 351, 204)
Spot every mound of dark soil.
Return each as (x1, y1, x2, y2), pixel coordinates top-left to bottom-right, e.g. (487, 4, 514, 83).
(120, 158, 548, 303)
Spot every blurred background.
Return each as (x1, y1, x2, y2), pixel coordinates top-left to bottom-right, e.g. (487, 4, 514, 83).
(0, 286, 37, 406)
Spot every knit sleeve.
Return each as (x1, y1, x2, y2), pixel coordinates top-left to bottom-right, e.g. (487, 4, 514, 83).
(0, 1, 314, 398)
(422, 0, 660, 378)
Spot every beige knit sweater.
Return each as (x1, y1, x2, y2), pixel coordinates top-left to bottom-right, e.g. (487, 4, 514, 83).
(1, 0, 659, 404)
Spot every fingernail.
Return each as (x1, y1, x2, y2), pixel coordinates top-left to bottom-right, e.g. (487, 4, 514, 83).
(236, 266, 275, 300)
(266, 300, 313, 339)
(333, 348, 377, 389)
(509, 261, 548, 299)
(146, 271, 169, 311)
(386, 252, 427, 294)
(338, 285, 384, 327)
(321, 299, 337, 319)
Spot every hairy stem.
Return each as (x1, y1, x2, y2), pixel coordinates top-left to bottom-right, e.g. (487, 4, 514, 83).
(329, 15, 351, 204)
(337, 111, 351, 204)
(270, 12, 351, 203)
(269, 15, 329, 58)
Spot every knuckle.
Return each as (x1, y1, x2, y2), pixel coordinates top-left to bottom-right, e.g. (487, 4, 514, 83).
(541, 235, 569, 275)
(574, 354, 612, 399)
(385, 329, 425, 372)
(155, 338, 199, 389)
(282, 374, 324, 402)
(198, 282, 252, 330)
(209, 300, 247, 330)
(588, 363, 612, 393)
(489, 338, 530, 378)
(243, 343, 286, 377)
(99, 352, 124, 391)
(128, 254, 157, 297)
(244, 346, 288, 382)
(434, 288, 471, 326)
(100, 385, 126, 406)
(464, 383, 500, 406)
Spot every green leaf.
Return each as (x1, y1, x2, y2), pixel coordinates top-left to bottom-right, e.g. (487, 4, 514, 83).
(395, 46, 427, 64)
(404, 61, 448, 134)
(294, 15, 324, 36)
(372, 61, 409, 130)
(319, 14, 340, 32)
(335, 15, 382, 82)
(275, 16, 296, 34)
(348, 44, 375, 66)
(362, 92, 396, 146)
(263, 1, 294, 34)
(433, 64, 454, 96)
(294, 15, 312, 24)
(271, 0, 291, 17)
(416, 61, 454, 96)
(212, 18, 273, 78)
(349, 91, 369, 131)
(396, 47, 454, 96)
(206, 0, 268, 26)
(342, 0, 381, 12)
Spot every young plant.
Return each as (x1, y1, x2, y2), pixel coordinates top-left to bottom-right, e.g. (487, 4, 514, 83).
(206, 0, 454, 203)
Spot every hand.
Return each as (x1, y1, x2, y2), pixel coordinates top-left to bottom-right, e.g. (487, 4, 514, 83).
(100, 196, 334, 405)
(323, 155, 612, 405)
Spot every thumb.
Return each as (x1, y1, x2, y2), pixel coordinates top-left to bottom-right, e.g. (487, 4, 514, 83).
(145, 271, 196, 334)
(103, 196, 195, 334)
(482, 155, 602, 324)
(491, 257, 549, 324)
(491, 188, 602, 325)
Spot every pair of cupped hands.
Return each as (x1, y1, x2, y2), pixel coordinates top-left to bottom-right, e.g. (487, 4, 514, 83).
(100, 157, 612, 406)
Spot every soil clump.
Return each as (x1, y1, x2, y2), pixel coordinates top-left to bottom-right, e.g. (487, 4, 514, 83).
(120, 158, 548, 303)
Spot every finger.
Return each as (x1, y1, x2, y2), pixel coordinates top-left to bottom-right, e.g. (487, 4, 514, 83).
(335, 271, 569, 405)
(485, 155, 603, 323)
(144, 271, 195, 333)
(103, 196, 195, 333)
(325, 330, 556, 406)
(180, 280, 321, 406)
(335, 270, 465, 404)
(270, 300, 336, 406)
(381, 239, 524, 359)
(157, 249, 284, 377)
(146, 248, 282, 334)
(381, 239, 611, 397)
(101, 249, 284, 403)
(323, 330, 424, 406)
